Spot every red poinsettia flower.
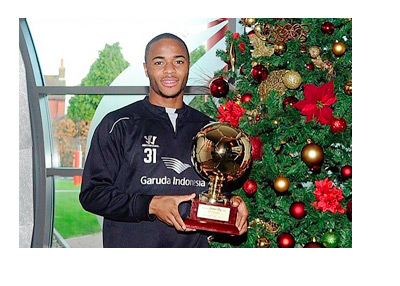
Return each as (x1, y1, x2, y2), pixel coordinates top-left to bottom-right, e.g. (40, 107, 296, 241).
(216, 100, 246, 127)
(294, 81, 336, 125)
(311, 178, 345, 214)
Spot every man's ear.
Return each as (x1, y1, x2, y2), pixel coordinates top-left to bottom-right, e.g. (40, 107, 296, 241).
(143, 62, 148, 77)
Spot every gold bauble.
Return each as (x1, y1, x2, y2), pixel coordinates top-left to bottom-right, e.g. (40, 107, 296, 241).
(301, 142, 324, 167)
(254, 24, 263, 34)
(332, 41, 346, 56)
(256, 237, 271, 248)
(245, 18, 256, 26)
(273, 175, 290, 193)
(344, 81, 352, 95)
(283, 70, 302, 89)
(274, 42, 287, 55)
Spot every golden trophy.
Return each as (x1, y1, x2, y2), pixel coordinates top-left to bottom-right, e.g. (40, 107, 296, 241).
(185, 122, 252, 235)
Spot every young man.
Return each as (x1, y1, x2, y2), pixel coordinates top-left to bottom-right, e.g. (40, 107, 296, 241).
(80, 33, 248, 248)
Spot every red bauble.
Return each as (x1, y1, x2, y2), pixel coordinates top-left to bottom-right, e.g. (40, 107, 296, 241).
(347, 200, 352, 222)
(250, 136, 264, 161)
(341, 165, 352, 179)
(283, 96, 299, 111)
(304, 241, 324, 248)
(209, 76, 229, 98)
(310, 165, 321, 173)
(241, 93, 252, 103)
(243, 179, 258, 195)
(277, 233, 295, 248)
(321, 21, 335, 35)
(251, 64, 268, 83)
(304, 238, 324, 248)
(330, 118, 347, 133)
(289, 201, 306, 219)
(305, 63, 315, 70)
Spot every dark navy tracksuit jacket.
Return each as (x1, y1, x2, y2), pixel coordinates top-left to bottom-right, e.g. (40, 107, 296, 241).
(79, 96, 212, 247)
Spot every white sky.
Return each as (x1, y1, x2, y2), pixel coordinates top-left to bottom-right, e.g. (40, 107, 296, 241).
(27, 18, 212, 86)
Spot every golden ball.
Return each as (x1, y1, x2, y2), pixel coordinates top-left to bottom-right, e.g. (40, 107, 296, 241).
(301, 142, 324, 167)
(245, 18, 256, 26)
(273, 176, 290, 193)
(274, 42, 287, 55)
(254, 24, 262, 34)
(332, 41, 346, 56)
(283, 70, 302, 89)
(344, 81, 352, 95)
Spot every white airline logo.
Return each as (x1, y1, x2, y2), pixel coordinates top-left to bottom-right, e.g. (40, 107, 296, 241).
(161, 157, 191, 174)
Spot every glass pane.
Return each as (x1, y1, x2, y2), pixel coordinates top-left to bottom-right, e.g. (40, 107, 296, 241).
(50, 93, 95, 168)
(49, 93, 147, 168)
(52, 176, 102, 248)
(51, 98, 84, 168)
(27, 18, 228, 87)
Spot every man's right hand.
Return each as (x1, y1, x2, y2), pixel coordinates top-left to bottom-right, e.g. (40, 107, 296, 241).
(149, 193, 196, 232)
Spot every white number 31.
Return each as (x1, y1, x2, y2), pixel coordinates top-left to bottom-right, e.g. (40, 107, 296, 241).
(144, 148, 157, 163)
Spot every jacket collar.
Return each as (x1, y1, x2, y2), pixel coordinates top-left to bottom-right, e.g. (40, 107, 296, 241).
(142, 95, 188, 116)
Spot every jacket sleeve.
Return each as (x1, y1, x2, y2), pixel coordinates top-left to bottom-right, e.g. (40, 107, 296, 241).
(79, 116, 156, 222)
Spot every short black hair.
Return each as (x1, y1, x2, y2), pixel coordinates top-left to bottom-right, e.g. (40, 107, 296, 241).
(144, 33, 190, 64)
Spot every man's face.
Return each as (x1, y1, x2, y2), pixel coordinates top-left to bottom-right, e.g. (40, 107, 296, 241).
(144, 38, 190, 99)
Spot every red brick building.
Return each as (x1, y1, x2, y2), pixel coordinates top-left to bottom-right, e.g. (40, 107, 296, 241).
(44, 59, 66, 119)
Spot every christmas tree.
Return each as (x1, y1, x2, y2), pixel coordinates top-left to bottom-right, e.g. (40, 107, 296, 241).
(197, 18, 352, 248)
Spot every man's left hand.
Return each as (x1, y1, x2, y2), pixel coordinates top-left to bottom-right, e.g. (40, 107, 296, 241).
(230, 195, 249, 235)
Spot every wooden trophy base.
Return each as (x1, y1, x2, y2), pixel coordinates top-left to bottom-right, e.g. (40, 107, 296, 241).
(184, 199, 240, 235)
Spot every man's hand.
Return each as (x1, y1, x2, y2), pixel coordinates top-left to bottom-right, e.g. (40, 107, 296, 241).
(230, 195, 249, 235)
(149, 193, 196, 232)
